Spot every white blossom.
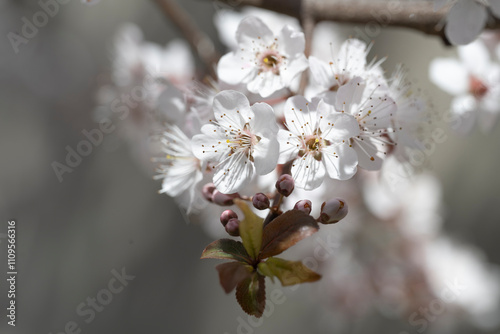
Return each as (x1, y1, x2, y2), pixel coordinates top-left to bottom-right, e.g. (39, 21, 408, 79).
(192, 90, 279, 194)
(308, 38, 387, 102)
(278, 96, 359, 190)
(153, 125, 203, 213)
(429, 38, 500, 133)
(334, 77, 398, 170)
(217, 16, 308, 98)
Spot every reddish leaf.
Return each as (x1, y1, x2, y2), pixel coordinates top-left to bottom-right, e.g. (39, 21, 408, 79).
(259, 210, 319, 259)
(236, 272, 266, 318)
(201, 239, 252, 264)
(234, 199, 263, 260)
(263, 257, 321, 286)
(216, 262, 253, 294)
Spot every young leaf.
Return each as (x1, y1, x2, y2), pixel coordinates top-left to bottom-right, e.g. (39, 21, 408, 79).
(236, 271, 266, 318)
(216, 262, 253, 294)
(256, 262, 275, 283)
(259, 210, 319, 259)
(234, 199, 263, 260)
(201, 239, 252, 264)
(263, 257, 321, 286)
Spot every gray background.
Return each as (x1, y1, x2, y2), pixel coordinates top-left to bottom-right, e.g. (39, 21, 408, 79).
(1, 0, 499, 333)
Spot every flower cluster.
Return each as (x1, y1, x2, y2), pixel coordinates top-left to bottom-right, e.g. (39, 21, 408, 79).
(149, 17, 427, 210)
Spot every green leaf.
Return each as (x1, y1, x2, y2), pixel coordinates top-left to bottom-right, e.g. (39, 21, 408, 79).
(263, 257, 321, 286)
(234, 199, 263, 260)
(201, 239, 252, 264)
(216, 262, 253, 293)
(256, 262, 275, 283)
(259, 210, 319, 259)
(236, 271, 266, 318)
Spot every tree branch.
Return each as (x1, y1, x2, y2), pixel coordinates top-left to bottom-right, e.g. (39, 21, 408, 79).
(153, 0, 219, 78)
(206, 0, 468, 39)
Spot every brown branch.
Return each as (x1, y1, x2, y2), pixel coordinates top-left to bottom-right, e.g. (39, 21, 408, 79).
(153, 0, 219, 78)
(204, 0, 460, 39)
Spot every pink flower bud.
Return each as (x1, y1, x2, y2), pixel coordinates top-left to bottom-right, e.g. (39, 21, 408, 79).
(294, 200, 312, 215)
(276, 174, 294, 197)
(225, 218, 240, 237)
(202, 183, 216, 202)
(220, 210, 238, 227)
(319, 198, 348, 224)
(252, 193, 270, 210)
(212, 190, 240, 206)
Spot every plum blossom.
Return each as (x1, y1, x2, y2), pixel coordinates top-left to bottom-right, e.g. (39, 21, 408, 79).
(153, 125, 203, 213)
(192, 90, 279, 194)
(334, 77, 398, 170)
(429, 38, 500, 133)
(387, 65, 430, 161)
(308, 39, 387, 101)
(214, 7, 300, 51)
(278, 96, 359, 190)
(217, 16, 308, 98)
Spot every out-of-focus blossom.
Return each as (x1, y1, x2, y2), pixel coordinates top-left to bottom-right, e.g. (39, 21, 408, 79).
(429, 38, 500, 133)
(153, 125, 203, 213)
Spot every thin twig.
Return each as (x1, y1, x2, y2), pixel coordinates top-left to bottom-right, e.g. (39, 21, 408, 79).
(153, 0, 219, 78)
(298, 5, 315, 95)
(204, 0, 500, 40)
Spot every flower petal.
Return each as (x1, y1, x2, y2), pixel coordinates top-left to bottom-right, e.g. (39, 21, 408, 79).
(429, 58, 468, 95)
(278, 25, 305, 57)
(236, 16, 274, 48)
(353, 139, 385, 171)
(253, 136, 280, 175)
(336, 39, 368, 75)
(249, 102, 279, 136)
(319, 109, 360, 141)
(280, 54, 309, 86)
(445, 0, 487, 45)
(277, 130, 301, 164)
(458, 39, 490, 75)
(291, 154, 326, 190)
(191, 133, 227, 161)
(283, 96, 318, 136)
(247, 71, 285, 98)
(322, 143, 358, 180)
(335, 76, 366, 113)
(213, 152, 255, 193)
(309, 56, 335, 90)
(450, 95, 477, 134)
(218, 52, 257, 85)
(213, 90, 251, 130)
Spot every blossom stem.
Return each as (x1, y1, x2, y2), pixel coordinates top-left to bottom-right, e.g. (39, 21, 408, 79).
(152, 0, 219, 77)
(298, 8, 314, 95)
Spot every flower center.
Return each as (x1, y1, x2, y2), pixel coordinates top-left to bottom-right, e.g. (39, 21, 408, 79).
(298, 133, 326, 161)
(227, 124, 261, 161)
(258, 50, 283, 75)
(469, 75, 488, 99)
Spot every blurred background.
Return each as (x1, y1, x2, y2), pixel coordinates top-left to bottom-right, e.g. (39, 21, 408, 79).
(1, 0, 500, 333)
